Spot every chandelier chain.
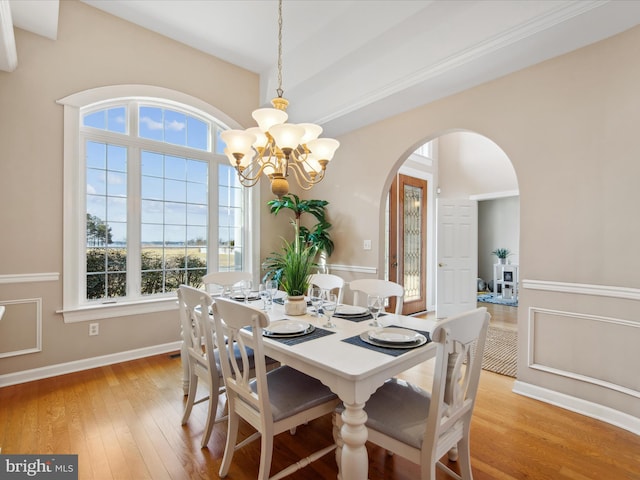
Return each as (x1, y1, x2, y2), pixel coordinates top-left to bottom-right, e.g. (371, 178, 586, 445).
(277, 0, 284, 98)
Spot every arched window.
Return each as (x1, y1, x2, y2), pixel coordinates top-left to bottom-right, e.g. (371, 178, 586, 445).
(58, 86, 259, 322)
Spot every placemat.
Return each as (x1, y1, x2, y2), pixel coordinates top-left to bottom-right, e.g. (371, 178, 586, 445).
(265, 327, 336, 346)
(244, 325, 336, 346)
(342, 325, 431, 356)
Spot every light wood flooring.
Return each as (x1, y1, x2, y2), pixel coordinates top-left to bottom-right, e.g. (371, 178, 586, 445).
(1, 302, 639, 479)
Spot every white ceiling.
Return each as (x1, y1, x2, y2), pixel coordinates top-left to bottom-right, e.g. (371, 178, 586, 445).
(4, 0, 640, 136)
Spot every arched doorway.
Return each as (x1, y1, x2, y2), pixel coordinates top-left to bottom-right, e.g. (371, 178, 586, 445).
(386, 131, 519, 317)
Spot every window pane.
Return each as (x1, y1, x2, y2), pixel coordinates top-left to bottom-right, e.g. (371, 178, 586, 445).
(141, 150, 163, 177)
(187, 116, 208, 151)
(165, 179, 186, 203)
(107, 107, 126, 133)
(86, 141, 106, 169)
(83, 111, 106, 130)
(165, 202, 186, 225)
(107, 171, 127, 197)
(107, 198, 126, 223)
(187, 158, 207, 183)
(187, 203, 207, 226)
(87, 168, 106, 196)
(165, 155, 186, 180)
(139, 106, 163, 141)
(141, 199, 164, 224)
(107, 144, 127, 172)
(141, 176, 163, 201)
(164, 110, 187, 146)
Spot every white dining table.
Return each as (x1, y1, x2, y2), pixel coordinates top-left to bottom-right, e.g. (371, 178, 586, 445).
(245, 297, 438, 480)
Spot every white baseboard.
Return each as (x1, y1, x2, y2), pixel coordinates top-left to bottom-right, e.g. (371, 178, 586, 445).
(0, 341, 182, 388)
(513, 380, 640, 436)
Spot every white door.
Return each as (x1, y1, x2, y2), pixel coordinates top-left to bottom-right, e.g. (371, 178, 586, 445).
(436, 198, 478, 319)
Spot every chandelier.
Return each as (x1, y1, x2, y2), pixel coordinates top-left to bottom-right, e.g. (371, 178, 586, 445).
(220, 0, 339, 198)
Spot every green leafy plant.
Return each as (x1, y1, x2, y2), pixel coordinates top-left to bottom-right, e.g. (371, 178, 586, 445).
(491, 248, 511, 259)
(267, 194, 334, 256)
(262, 239, 317, 296)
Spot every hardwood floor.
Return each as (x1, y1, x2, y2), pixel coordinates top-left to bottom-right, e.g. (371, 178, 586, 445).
(1, 304, 639, 479)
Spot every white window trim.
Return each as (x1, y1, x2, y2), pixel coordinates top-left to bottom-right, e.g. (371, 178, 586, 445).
(57, 85, 261, 323)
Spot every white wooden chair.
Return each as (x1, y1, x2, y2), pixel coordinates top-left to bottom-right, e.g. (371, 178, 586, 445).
(212, 297, 339, 480)
(178, 285, 224, 448)
(178, 285, 277, 448)
(202, 271, 252, 296)
(349, 278, 405, 314)
(334, 307, 490, 480)
(308, 273, 345, 304)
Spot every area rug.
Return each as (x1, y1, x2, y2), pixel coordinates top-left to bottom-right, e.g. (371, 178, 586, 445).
(477, 293, 518, 307)
(479, 325, 517, 378)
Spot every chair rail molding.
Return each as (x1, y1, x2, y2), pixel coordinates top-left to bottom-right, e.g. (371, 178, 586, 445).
(0, 272, 60, 284)
(522, 279, 640, 301)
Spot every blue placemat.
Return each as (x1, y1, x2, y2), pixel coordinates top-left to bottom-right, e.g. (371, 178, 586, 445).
(342, 325, 431, 357)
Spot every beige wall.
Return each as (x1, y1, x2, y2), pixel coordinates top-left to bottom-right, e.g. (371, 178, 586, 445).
(310, 27, 640, 425)
(0, 1, 258, 375)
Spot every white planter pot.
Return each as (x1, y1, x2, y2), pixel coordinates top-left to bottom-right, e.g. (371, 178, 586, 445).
(284, 295, 307, 316)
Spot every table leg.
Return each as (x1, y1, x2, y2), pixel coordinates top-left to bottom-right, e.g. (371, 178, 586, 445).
(338, 402, 369, 480)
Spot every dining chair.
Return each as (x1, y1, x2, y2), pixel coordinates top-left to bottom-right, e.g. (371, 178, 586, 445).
(178, 284, 224, 448)
(178, 285, 278, 448)
(349, 278, 405, 314)
(212, 297, 340, 480)
(202, 271, 253, 296)
(308, 273, 345, 304)
(334, 306, 490, 480)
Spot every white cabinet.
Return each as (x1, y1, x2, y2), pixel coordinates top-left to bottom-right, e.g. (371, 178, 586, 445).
(493, 263, 518, 299)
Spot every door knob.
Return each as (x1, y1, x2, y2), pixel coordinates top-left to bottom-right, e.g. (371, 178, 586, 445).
(438, 263, 445, 267)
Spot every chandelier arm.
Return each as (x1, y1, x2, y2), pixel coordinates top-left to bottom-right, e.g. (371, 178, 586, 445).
(287, 162, 325, 188)
(235, 158, 275, 184)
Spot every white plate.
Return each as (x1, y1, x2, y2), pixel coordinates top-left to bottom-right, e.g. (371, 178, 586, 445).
(265, 319, 310, 335)
(360, 330, 427, 349)
(335, 305, 368, 315)
(369, 327, 421, 344)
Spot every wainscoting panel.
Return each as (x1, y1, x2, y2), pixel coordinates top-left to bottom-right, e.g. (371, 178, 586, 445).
(0, 298, 42, 358)
(528, 307, 640, 399)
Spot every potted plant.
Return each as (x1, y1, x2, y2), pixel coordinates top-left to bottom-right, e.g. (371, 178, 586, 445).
(262, 239, 317, 315)
(492, 248, 511, 264)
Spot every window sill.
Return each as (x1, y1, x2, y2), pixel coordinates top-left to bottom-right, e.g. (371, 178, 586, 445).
(58, 296, 178, 323)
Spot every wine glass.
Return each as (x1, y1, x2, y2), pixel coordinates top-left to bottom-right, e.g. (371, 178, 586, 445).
(266, 279, 279, 303)
(241, 279, 253, 304)
(259, 283, 272, 311)
(367, 295, 384, 327)
(322, 293, 337, 328)
(310, 287, 323, 317)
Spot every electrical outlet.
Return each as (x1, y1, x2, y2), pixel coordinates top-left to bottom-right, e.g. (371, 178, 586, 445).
(363, 240, 372, 250)
(89, 323, 99, 336)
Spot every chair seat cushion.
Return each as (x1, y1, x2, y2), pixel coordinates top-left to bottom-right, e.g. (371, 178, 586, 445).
(252, 366, 338, 422)
(352, 378, 431, 449)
